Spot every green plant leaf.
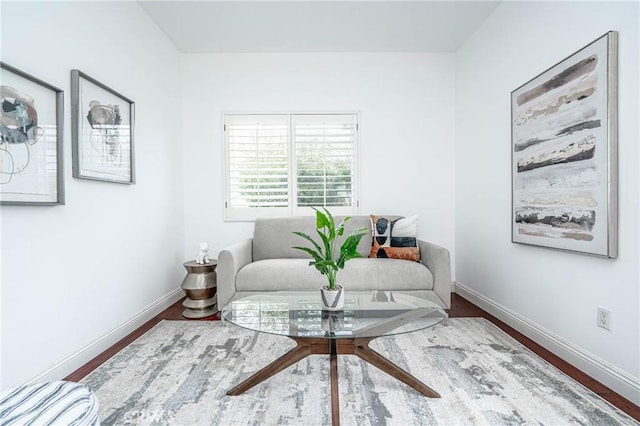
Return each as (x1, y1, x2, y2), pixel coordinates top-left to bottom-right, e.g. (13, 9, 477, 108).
(292, 231, 323, 255)
(309, 259, 334, 275)
(337, 227, 368, 268)
(336, 217, 345, 236)
(323, 207, 336, 240)
(314, 260, 338, 271)
(316, 229, 332, 260)
(292, 246, 323, 263)
(314, 208, 329, 230)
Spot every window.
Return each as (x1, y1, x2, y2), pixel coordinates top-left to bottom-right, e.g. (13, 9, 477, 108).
(224, 113, 359, 221)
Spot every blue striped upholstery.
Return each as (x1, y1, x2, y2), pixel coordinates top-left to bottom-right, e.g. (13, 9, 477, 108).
(0, 381, 99, 425)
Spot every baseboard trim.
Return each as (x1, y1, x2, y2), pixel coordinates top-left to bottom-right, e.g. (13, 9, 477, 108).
(26, 287, 184, 386)
(455, 281, 640, 406)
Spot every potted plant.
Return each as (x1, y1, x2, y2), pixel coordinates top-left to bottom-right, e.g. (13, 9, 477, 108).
(293, 208, 368, 311)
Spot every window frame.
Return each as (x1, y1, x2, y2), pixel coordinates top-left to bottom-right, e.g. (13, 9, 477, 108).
(223, 112, 360, 222)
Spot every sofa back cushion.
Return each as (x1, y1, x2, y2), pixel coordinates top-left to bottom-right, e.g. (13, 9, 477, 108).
(253, 216, 374, 261)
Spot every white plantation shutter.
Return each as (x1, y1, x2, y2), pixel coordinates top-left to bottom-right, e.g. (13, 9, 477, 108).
(292, 114, 357, 216)
(225, 114, 290, 220)
(224, 113, 359, 221)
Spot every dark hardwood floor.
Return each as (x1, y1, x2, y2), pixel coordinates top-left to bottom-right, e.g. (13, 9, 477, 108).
(65, 293, 640, 421)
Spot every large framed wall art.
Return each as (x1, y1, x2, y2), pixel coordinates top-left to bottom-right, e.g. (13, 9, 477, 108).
(71, 69, 135, 184)
(1, 62, 64, 205)
(511, 31, 618, 258)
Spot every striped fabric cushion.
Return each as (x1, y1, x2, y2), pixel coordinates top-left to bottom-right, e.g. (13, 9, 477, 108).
(0, 381, 99, 426)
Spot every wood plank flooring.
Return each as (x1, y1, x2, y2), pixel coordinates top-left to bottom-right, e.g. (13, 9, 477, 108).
(65, 293, 640, 421)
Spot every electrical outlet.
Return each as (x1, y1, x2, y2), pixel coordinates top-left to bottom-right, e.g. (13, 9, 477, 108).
(597, 307, 612, 331)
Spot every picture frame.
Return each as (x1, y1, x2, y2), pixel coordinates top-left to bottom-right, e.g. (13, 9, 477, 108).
(1, 62, 64, 205)
(71, 69, 135, 184)
(511, 31, 618, 258)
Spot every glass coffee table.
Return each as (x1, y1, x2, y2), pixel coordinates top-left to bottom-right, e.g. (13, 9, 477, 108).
(222, 290, 447, 426)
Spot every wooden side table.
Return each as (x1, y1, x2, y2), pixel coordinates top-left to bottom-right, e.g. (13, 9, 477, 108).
(180, 260, 217, 318)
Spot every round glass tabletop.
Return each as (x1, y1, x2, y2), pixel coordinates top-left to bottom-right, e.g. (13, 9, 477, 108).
(222, 290, 447, 339)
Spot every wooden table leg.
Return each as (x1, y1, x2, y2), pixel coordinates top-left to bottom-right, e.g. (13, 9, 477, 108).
(227, 334, 439, 424)
(227, 340, 312, 396)
(330, 339, 340, 426)
(353, 339, 440, 398)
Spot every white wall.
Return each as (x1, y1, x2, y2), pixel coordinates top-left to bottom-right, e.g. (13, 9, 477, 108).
(0, 2, 184, 388)
(181, 53, 456, 271)
(455, 1, 639, 403)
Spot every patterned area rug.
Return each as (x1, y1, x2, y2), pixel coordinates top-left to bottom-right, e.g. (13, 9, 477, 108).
(81, 318, 637, 425)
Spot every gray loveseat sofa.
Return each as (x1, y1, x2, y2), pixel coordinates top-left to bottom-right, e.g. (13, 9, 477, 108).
(217, 216, 452, 311)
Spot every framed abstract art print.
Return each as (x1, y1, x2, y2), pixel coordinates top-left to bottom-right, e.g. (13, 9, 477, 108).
(511, 31, 618, 258)
(71, 69, 135, 184)
(1, 62, 64, 205)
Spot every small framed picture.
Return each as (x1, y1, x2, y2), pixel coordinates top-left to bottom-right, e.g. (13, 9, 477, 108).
(1, 62, 64, 205)
(71, 70, 135, 184)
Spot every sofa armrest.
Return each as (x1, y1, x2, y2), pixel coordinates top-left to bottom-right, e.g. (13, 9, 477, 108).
(418, 240, 452, 309)
(217, 238, 253, 314)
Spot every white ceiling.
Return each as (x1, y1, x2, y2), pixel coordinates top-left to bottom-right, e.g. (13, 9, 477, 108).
(138, 1, 501, 53)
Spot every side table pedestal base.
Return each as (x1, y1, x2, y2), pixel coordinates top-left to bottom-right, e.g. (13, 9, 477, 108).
(182, 306, 218, 319)
(182, 295, 218, 318)
(180, 260, 218, 319)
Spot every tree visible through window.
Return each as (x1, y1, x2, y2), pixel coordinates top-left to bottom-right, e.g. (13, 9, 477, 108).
(224, 113, 359, 221)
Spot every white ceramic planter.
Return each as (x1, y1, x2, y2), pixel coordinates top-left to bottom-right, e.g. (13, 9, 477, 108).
(320, 285, 344, 311)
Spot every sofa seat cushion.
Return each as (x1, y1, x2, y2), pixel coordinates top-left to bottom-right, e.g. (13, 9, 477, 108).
(235, 258, 433, 292)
